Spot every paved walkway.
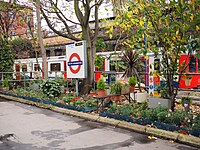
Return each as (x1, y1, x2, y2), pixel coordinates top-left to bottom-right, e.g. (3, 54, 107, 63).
(0, 98, 198, 150)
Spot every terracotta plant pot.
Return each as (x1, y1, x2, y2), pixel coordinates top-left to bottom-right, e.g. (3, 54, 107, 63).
(113, 95, 120, 101)
(97, 90, 105, 97)
(129, 86, 135, 92)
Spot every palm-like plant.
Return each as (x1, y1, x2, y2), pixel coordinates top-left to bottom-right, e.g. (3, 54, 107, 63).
(121, 50, 144, 91)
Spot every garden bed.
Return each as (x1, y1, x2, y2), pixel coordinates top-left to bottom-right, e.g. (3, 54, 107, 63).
(1, 89, 200, 138)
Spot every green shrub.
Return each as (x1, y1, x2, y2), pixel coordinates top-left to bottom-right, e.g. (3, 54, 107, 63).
(97, 78, 106, 90)
(151, 106, 169, 121)
(109, 103, 118, 113)
(157, 111, 170, 123)
(3, 78, 9, 87)
(128, 76, 137, 86)
(171, 110, 185, 126)
(140, 109, 153, 120)
(181, 96, 192, 105)
(111, 81, 123, 94)
(40, 79, 61, 98)
(192, 114, 200, 130)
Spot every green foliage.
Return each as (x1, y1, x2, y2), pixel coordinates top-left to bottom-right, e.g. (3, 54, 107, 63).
(156, 85, 169, 99)
(171, 110, 186, 126)
(0, 38, 14, 72)
(96, 38, 106, 51)
(62, 96, 76, 104)
(9, 37, 33, 59)
(95, 55, 104, 70)
(111, 81, 123, 94)
(192, 115, 200, 130)
(157, 111, 170, 123)
(85, 97, 97, 107)
(141, 106, 169, 121)
(3, 78, 9, 87)
(40, 79, 61, 97)
(121, 50, 144, 78)
(181, 96, 192, 105)
(105, 0, 200, 110)
(97, 78, 106, 90)
(128, 76, 137, 86)
(109, 103, 118, 113)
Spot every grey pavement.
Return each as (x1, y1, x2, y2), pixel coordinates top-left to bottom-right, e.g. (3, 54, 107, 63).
(0, 98, 198, 150)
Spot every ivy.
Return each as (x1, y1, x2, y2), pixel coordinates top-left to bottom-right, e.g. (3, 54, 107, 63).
(0, 38, 14, 74)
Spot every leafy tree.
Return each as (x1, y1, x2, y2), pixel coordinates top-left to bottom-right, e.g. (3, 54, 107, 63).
(0, 38, 14, 75)
(0, 1, 18, 40)
(0, 1, 18, 76)
(105, 0, 200, 110)
(39, 0, 104, 95)
(10, 37, 34, 59)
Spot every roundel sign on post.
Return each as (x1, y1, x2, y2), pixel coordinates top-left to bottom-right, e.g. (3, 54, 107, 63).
(66, 41, 87, 78)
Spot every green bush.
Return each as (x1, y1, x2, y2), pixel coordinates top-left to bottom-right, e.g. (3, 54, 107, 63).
(111, 81, 123, 94)
(192, 114, 200, 130)
(97, 78, 106, 90)
(157, 111, 170, 123)
(40, 79, 61, 98)
(171, 110, 185, 126)
(3, 78, 9, 87)
(128, 76, 137, 86)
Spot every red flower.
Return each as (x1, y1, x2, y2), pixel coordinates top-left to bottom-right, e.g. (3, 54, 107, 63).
(71, 97, 80, 102)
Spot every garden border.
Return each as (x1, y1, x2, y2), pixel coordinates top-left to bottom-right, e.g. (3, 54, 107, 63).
(0, 93, 199, 148)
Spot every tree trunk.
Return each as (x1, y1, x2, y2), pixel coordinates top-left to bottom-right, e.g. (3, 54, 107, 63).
(35, 0, 48, 79)
(79, 25, 94, 95)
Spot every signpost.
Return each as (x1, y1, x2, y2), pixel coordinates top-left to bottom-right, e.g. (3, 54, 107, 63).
(66, 41, 87, 96)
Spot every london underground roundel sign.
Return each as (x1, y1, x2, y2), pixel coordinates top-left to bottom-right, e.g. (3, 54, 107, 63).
(66, 41, 87, 78)
(68, 53, 82, 74)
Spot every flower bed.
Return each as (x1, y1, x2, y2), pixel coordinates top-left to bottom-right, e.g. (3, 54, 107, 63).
(99, 103, 200, 137)
(0, 91, 97, 113)
(1, 90, 200, 138)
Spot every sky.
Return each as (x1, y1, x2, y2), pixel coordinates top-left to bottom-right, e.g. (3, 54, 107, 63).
(3, 0, 114, 32)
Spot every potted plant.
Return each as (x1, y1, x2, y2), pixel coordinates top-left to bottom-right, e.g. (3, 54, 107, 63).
(121, 83, 130, 94)
(111, 81, 123, 101)
(1, 78, 9, 91)
(181, 95, 192, 113)
(121, 50, 144, 91)
(128, 76, 137, 92)
(97, 77, 106, 97)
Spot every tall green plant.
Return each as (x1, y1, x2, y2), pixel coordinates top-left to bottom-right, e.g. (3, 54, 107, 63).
(0, 38, 14, 73)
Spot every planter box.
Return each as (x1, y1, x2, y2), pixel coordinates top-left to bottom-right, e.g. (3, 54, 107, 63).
(131, 92, 147, 103)
(148, 97, 170, 108)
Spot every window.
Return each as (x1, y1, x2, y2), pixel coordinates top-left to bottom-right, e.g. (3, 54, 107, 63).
(22, 64, 27, 72)
(34, 64, 40, 71)
(189, 56, 196, 72)
(46, 50, 50, 57)
(109, 60, 124, 72)
(50, 63, 61, 71)
(54, 49, 62, 56)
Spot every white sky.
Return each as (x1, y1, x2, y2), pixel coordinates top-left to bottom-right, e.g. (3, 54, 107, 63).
(5, 0, 114, 31)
